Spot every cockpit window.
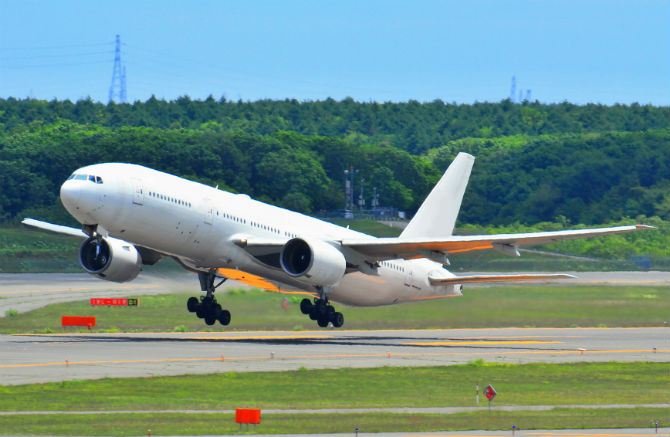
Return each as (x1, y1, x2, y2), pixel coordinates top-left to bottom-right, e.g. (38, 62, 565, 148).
(69, 174, 103, 184)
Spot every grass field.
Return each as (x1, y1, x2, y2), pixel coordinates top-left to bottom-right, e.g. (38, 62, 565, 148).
(0, 408, 667, 436)
(1, 285, 666, 333)
(1, 362, 666, 411)
(0, 362, 667, 435)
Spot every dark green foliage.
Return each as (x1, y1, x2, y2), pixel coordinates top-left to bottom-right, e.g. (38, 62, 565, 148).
(2, 98, 668, 154)
(429, 130, 670, 224)
(0, 98, 668, 234)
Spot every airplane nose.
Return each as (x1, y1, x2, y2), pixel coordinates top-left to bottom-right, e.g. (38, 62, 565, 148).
(60, 180, 80, 213)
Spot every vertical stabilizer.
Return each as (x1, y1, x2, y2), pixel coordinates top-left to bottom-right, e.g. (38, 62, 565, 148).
(400, 152, 474, 239)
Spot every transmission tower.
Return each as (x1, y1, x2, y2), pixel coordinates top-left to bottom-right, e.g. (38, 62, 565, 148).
(109, 34, 127, 103)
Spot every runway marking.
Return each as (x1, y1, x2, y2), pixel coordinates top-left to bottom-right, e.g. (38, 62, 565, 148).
(0, 285, 159, 295)
(403, 340, 564, 346)
(10, 326, 667, 338)
(408, 434, 654, 437)
(527, 434, 651, 437)
(189, 334, 333, 340)
(1, 349, 666, 369)
(444, 336, 583, 339)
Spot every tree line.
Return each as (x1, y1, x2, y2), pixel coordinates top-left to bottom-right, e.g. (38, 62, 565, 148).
(1, 97, 668, 154)
(0, 98, 667, 236)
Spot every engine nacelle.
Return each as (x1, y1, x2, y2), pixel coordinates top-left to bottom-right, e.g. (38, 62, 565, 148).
(280, 238, 346, 287)
(79, 236, 142, 282)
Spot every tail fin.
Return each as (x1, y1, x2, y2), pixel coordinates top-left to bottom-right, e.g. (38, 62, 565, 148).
(400, 152, 474, 239)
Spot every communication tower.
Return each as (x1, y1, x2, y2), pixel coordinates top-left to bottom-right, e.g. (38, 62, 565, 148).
(510, 76, 516, 102)
(109, 34, 127, 103)
(344, 166, 359, 215)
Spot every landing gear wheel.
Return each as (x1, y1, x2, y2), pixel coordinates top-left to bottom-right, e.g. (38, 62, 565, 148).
(218, 309, 231, 326)
(300, 298, 313, 315)
(309, 306, 320, 320)
(331, 312, 344, 328)
(187, 297, 199, 313)
(317, 315, 329, 328)
(204, 315, 216, 326)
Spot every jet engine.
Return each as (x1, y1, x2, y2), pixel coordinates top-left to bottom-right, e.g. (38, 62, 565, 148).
(280, 238, 346, 286)
(79, 236, 142, 282)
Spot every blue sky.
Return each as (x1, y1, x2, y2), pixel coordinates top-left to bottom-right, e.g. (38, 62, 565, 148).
(1, 0, 668, 105)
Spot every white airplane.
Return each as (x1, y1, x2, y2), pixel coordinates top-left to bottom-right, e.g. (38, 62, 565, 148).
(23, 153, 650, 328)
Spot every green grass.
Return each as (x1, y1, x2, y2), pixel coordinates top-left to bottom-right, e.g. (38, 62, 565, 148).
(0, 362, 666, 411)
(0, 285, 666, 333)
(0, 408, 667, 435)
(0, 226, 81, 273)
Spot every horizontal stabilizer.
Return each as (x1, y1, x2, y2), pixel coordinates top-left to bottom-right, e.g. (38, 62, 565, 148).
(428, 273, 575, 285)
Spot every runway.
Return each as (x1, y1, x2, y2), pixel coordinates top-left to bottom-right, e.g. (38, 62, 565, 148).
(1, 327, 667, 385)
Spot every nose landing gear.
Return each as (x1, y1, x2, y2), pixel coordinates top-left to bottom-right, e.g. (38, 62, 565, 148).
(187, 270, 231, 326)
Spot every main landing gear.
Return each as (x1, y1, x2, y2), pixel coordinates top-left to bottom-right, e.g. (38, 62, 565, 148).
(187, 270, 231, 326)
(300, 295, 344, 328)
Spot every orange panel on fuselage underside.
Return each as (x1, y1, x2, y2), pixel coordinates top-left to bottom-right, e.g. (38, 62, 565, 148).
(216, 268, 316, 297)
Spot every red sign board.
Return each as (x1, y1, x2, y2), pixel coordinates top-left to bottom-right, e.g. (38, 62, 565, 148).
(484, 384, 497, 401)
(235, 409, 261, 424)
(90, 298, 139, 306)
(62, 316, 96, 329)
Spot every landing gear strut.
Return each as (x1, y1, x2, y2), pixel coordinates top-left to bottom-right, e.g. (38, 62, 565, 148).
(300, 292, 344, 328)
(187, 270, 231, 326)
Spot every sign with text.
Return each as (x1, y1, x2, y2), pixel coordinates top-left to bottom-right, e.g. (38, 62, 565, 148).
(90, 298, 139, 306)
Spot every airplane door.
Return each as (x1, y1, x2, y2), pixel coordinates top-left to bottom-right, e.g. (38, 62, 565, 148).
(132, 179, 144, 205)
(204, 198, 213, 224)
(404, 268, 413, 287)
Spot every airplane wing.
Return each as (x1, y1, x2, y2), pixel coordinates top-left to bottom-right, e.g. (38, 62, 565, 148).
(22, 218, 87, 238)
(342, 224, 652, 262)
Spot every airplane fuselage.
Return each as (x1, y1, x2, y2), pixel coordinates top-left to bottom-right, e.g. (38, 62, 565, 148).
(60, 163, 462, 306)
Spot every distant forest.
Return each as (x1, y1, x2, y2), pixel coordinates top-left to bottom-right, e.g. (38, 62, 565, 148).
(0, 97, 668, 233)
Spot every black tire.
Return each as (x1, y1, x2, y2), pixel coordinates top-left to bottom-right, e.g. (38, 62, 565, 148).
(309, 306, 319, 320)
(300, 298, 313, 315)
(204, 315, 216, 325)
(187, 297, 199, 312)
(317, 316, 329, 328)
(331, 312, 344, 328)
(218, 309, 231, 326)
